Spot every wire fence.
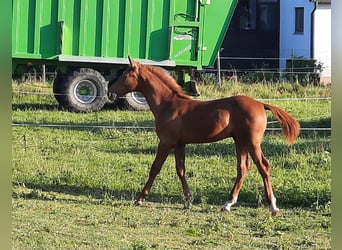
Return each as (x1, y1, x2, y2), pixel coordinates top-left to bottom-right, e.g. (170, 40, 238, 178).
(12, 89, 331, 132)
(201, 54, 331, 86)
(12, 56, 331, 133)
(11, 122, 331, 132)
(11, 89, 332, 102)
(14, 54, 332, 85)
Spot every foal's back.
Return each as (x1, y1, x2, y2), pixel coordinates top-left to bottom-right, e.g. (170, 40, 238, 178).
(160, 95, 267, 145)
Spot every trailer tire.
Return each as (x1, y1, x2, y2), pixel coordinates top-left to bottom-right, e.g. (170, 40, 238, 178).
(55, 68, 108, 112)
(122, 92, 150, 111)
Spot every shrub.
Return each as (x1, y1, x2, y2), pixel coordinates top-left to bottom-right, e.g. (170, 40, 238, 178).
(284, 56, 323, 86)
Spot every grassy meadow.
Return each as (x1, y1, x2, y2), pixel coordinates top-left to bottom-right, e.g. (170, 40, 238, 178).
(12, 80, 331, 249)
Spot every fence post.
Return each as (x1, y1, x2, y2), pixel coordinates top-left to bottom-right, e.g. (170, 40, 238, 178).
(42, 64, 46, 84)
(291, 48, 294, 83)
(217, 50, 222, 86)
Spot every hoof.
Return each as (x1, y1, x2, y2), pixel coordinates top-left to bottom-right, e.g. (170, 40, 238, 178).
(183, 205, 191, 210)
(221, 207, 231, 212)
(183, 200, 192, 210)
(135, 200, 143, 206)
(271, 209, 280, 216)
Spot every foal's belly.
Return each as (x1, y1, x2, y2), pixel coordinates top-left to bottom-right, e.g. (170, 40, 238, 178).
(180, 110, 233, 144)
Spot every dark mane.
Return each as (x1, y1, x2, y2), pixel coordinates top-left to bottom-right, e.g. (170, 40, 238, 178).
(144, 65, 190, 99)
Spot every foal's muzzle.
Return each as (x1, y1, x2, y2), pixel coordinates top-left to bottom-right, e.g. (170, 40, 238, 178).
(108, 92, 118, 102)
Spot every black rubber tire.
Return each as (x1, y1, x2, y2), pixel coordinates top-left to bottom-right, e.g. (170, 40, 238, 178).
(54, 68, 108, 112)
(53, 73, 65, 106)
(122, 92, 150, 111)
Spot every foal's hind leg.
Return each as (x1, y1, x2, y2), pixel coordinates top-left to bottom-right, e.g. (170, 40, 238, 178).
(135, 142, 171, 206)
(222, 145, 251, 211)
(249, 144, 279, 216)
(174, 145, 192, 209)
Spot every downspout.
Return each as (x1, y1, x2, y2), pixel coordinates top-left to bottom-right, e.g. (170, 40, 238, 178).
(310, 1, 317, 59)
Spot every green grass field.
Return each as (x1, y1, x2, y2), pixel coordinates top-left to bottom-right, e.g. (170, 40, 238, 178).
(12, 81, 331, 249)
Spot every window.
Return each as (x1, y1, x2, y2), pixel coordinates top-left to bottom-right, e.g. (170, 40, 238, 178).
(238, 0, 256, 30)
(259, 4, 277, 32)
(295, 7, 304, 33)
(229, 0, 280, 33)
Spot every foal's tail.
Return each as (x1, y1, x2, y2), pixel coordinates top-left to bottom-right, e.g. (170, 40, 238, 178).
(264, 103, 300, 145)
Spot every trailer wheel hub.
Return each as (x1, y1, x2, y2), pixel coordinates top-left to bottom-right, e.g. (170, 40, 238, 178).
(74, 80, 97, 104)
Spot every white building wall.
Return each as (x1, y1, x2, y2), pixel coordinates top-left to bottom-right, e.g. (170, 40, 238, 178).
(312, 3, 331, 83)
(279, 0, 315, 70)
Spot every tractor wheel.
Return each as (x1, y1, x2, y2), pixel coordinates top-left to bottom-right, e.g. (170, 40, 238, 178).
(53, 68, 108, 112)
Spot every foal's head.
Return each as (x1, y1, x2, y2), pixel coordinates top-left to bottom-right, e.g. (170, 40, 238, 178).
(108, 56, 140, 101)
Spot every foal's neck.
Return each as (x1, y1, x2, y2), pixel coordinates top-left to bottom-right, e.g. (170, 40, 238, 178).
(138, 76, 176, 117)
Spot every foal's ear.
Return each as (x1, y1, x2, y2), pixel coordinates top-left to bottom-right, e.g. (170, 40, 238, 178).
(128, 56, 138, 71)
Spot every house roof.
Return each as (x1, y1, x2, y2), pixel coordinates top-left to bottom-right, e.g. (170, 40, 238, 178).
(311, 0, 331, 3)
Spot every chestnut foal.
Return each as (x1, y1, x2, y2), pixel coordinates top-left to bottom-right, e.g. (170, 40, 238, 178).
(108, 57, 300, 215)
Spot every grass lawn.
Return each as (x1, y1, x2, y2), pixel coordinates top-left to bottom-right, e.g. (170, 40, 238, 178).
(12, 81, 331, 249)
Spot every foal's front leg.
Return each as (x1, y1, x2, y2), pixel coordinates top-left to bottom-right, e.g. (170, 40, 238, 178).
(135, 143, 170, 206)
(174, 145, 192, 209)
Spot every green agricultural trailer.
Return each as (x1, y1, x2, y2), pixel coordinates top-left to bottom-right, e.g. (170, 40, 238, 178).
(12, 0, 237, 112)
